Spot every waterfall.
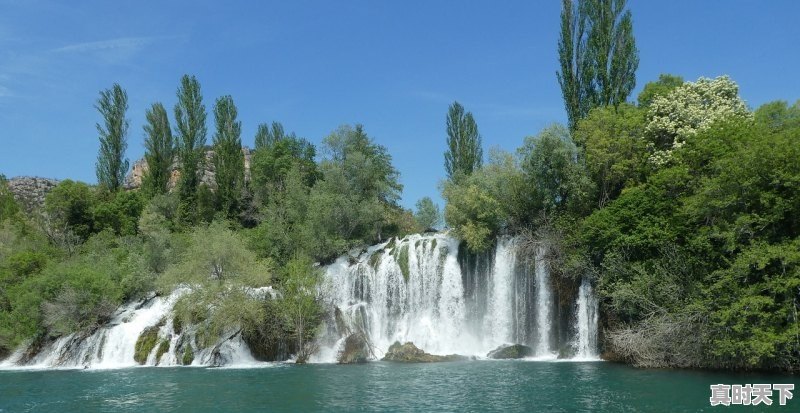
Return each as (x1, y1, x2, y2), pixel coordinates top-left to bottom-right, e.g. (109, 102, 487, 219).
(315, 233, 599, 362)
(1, 288, 265, 369)
(484, 238, 516, 347)
(1, 233, 602, 369)
(534, 247, 553, 356)
(575, 277, 599, 359)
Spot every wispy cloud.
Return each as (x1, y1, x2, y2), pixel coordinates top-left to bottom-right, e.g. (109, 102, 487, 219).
(52, 36, 161, 54)
(0, 85, 12, 97)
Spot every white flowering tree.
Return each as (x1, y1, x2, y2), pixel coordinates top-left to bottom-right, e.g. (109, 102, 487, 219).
(645, 75, 751, 165)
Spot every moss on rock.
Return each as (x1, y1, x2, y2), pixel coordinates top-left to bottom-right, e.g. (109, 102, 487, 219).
(397, 245, 410, 282)
(337, 332, 370, 364)
(155, 340, 170, 365)
(486, 344, 534, 359)
(181, 345, 194, 365)
(382, 341, 467, 363)
(134, 326, 161, 364)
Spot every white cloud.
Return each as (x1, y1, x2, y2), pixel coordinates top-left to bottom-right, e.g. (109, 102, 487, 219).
(52, 36, 158, 54)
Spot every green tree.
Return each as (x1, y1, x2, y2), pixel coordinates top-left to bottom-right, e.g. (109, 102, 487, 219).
(414, 197, 441, 230)
(250, 125, 317, 204)
(142, 102, 175, 198)
(754, 100, 800, 132)
(637, 74, 684, 108)
(174, 75, 208, 225)
(279, 254, 321, 364)
(0, 176, 20, 223)
(212, 95, 245, 218)
(43, 180, 96, 243)
(95, 84, 130, 191)
(254, 121, 286, 150)
(557, 0, 639, 130)
(573, 104, 647, 206)
(444, 102, 483, 181)
(519, 124, 591, 214)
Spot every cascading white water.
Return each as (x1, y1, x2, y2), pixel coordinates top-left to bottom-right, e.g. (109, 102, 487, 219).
(1, 233, 602, 369)
(315, 234, 598, 362)
(1, 287, 267, 369)
(534, 247, 553, 356)
(484, 238, 516, 348)
(574, 277, 599, 360)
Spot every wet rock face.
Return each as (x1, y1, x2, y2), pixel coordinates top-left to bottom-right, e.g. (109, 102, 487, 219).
(337, 332, 370, 364)
(381, 341, 468, 363)
(7, 176, 59, 212)
(486, 344, 534, 359)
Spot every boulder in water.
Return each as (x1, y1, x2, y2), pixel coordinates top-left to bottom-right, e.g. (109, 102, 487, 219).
(337, 332, 371, 364)
(486, 344, 534, 359)
(381, 341, 467, 363)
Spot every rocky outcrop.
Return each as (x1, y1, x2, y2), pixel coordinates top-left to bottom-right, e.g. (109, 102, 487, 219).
(381, 341, 468, 363)
(7, 176, 59, 212)
(486, 344, 534, 359)
(337, 332, 371, 364)
(124, 147, 253, 191)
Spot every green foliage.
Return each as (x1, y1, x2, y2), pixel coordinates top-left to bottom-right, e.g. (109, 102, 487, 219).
(161, 220, 271, 288)
(414, 197, 441, 231)
(250, 124, 317, 205)
(754, 100, 800, 132)
(134, 326, 161, 364)
(181, 345, 194, 365)
(212, 95, 245, 219)
(518, 124, 592, 214)
(279, 254, 322, 363)
(444, 101, 483, 181)
(92, 190, 145, 236)
(557, 0, 639, 130)
(574, 104, 647, 206)
(303, 124, 403, 260)
(443, 148, 530, 251)
(0, 175, 20, 222)
(637, 74, 684, 108)
(396, 244, 410, 282)
(44, 180, 96, 242)
(95, 83, 130, 192)
(174, 74, 208, 226)
(585, 113, 800, 371)
(254, 121, 286, 150)
(142, 102, 175, 198)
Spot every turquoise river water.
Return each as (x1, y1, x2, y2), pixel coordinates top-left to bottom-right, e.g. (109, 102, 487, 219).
(1, 361, 797, 412)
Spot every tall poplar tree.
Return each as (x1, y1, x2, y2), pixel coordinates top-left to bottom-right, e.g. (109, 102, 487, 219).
(174, 75, 207, 224)
(212, 95, 244, 218)
(444, 101, 483, 182)
(557, 0, 639, 131)
(254, 121, 286, 150)
(95, 83, 129, 191)
(142, 102, 175, 197)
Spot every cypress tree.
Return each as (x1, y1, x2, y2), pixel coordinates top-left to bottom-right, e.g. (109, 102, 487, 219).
(212, 95, 244, 218)
(174, 75, 207, 225)
(95, 83, 130, 191)
(142, 102, 175, 197)
(444, 101, 483, 182)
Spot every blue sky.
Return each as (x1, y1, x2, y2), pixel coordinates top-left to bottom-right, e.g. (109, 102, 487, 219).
(1, 1, 799, 209)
